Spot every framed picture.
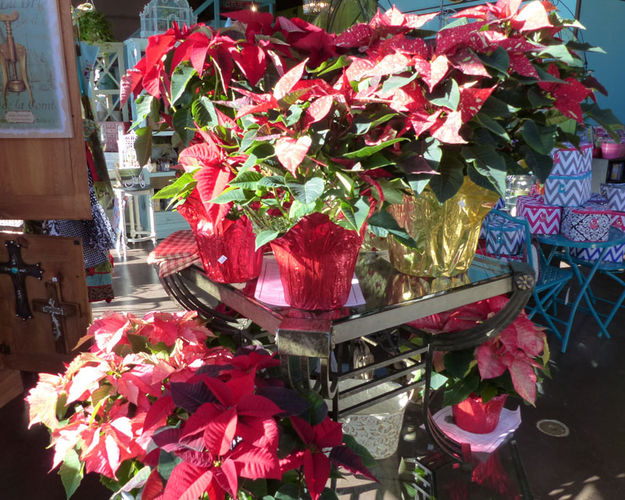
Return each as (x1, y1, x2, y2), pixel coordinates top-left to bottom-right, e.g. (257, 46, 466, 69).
(0, 0, 73, 138)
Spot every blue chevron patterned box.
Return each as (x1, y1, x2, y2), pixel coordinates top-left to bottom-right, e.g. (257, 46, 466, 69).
(600, 183, 625, 212)
(571, 244, 625, 263)
(483, 214, 525, 258)
(551, 144, 593, 175)
(544, 171, 591, 207)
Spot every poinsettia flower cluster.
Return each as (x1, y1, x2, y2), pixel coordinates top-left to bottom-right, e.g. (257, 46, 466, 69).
(26, 311, 374, 500)
(409, 295, 548, 405)
(131, 0, 616, 249)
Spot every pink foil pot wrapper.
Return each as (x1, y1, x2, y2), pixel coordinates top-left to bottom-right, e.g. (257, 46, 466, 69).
(270, 213, 363, 310)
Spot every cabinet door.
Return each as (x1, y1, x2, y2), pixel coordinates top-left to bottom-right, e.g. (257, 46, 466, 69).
(0, 0, 90, 221)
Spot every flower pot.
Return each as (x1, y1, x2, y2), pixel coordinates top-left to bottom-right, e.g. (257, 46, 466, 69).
(452, 394, 508, 434)
(270, 213, 363, 310)
(601, 142, 625, 160)
(177, 194, 262, 283)
(339, 380, 410, 459)
(193, 217, 263, 283)
(387, 178, 498, 277)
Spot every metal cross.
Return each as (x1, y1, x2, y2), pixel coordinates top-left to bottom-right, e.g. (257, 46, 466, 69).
(0, 239, 43, 319)
(32, 278, 80, 347)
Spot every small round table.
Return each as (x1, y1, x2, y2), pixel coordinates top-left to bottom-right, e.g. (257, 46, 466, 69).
(537, 228, 625, 352)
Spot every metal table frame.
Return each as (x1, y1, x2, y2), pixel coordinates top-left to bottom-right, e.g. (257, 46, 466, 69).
(160, 253, 534, 416)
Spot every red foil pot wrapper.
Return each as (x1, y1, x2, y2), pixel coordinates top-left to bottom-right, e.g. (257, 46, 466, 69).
(270, 213, 363, 310)
(194, 217, 263, 283)
(178, 195, 262, 283)
(452, 394, 507, 434)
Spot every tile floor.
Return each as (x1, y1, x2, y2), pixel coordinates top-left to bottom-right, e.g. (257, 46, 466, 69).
(2, 243, 625, 499)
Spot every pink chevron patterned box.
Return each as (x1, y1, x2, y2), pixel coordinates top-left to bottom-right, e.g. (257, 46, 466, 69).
(551, 144, 593, 175)
(611, 212, 625, 231)
(516, 194, 543, 216)
(570, 244, 625, 263)
(517, 197, 562, 235)
(544, 171, 592, 207)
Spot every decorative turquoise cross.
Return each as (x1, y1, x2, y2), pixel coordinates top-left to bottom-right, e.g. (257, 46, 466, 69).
(0, 240, 43, 319)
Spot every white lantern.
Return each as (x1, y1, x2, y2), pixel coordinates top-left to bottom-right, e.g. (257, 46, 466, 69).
(140, 0, 197, 38)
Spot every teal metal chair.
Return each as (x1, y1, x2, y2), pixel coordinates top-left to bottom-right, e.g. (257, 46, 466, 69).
(483, 210, 574, 339)
(569, 237, 625, 340)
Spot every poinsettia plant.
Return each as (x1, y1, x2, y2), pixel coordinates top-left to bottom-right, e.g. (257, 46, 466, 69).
(409, 295, 549, 407)
(26, 311, 375, 500)
(124, 1, 621, 250)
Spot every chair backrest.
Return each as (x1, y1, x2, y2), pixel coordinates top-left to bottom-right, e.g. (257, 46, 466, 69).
(482, 209, 538, 273)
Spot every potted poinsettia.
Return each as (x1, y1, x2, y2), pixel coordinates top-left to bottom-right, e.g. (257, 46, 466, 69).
(123, 12, 416, 308)
(309, 0, 621, 278)
(409, 295, 549, 434)
(26, 311, 375, 499)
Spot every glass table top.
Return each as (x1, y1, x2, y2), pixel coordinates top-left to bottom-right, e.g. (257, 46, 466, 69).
(180, 252, 516, 344)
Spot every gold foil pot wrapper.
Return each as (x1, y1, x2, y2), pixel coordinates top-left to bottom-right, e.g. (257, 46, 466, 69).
(386, 272, 472, 303)
(388, 179, 498, 277)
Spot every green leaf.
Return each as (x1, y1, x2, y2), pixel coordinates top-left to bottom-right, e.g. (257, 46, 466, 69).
(342, 434, 377, 469)
(289, 200, 317, 220)
(582, 102, 625, 140)
(478, 46, 509, 74)
(522, 147, 554, 182)
(557, 118, 577, 136)
(274, 483, 301, 500)
(132, 94, 154, 128)
(173, 108, 195, 146)
(429, 78, 460, 111)
(241, 129, 258, 153)
(467, 164, 506, 196)
(230, 170, 263, 189)
(343, 138, 406, 158)
(191, 96, 219, 128)
(360, 152, 394, 169)
(442, 371, 480, 407)
(340, 197, 370, 232)
(474, 113, 509, 140)
(335, 170, 355, 194)
(353, 113, 396, 136)
(535, 66, 565, 84)
(210, 186, 246, 204)
(258, 175, 286, 188)
(286, 104, 304, 126)
(368, 210, 416, 248)
(171, 65, 196, 105)
(59, 449, 83, 498)
(522, 120, 555, 156)
(539, 44, 580, 67)
(478, 383, 500, 403)
(255, 229, 280, 249)
(527, 87, 553, 109)
(153, 172, 196, 200)
(158, 449, 182, 481)
(133, 127, 152, 167)
(444, 350, 475, 379)
(479, 95, 517, 118)
(286, 177, 325, 204)
(427, 155, 465, 203)
(312, 54, 350, 76)
(565, 40, 606, 54)
(377, 179, 406, 205)
(380, 73, 419, 95)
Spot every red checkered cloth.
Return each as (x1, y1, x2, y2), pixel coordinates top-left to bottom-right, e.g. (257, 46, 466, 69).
(148, 230, 201, 277)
